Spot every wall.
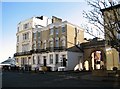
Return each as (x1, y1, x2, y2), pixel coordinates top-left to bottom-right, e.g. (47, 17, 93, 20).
(67, 51, 83, 70)
(67, 23, 84, 48)
(106, 47, 120, 70)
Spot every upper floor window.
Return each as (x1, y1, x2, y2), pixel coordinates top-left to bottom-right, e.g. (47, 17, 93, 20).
(55, 38, 59, 47)
(38, 32, 40, 39)
(17, 27, 19, 32)
(56, 28, 59, 34)
(117, 33, 120, 39)
(22, 43, 29, 52)
(50, 28, 54, 35)
(17, 36, 19, 42)
(33, 33, 36, 39)
(49, 41, 53, 48)
(38, 43, 41, 49)
(17, 46, 19, 52)
(33, 43, 36, 50)
(43, 40, 46, 49)
(24, 23, 29, 29)
(62, 26, 66, 33)
(61, 40, 66, 47)
(61, 36, 66, 47)
(23, 32, 29, 40)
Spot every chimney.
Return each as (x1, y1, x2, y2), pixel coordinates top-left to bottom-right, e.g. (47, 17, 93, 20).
(52, 16, 62, 23)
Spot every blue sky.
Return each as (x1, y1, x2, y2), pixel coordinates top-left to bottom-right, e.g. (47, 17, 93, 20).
(1, 1, 91, 63)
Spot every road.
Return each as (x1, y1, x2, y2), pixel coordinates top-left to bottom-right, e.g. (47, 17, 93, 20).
(2, 71, 120, 88)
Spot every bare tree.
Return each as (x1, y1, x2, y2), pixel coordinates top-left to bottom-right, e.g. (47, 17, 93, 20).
(83, 0, 120, 52)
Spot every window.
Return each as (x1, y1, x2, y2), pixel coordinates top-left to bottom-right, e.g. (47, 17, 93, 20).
(62, 27, 65, 33)
(23, 33, 29, 40)
(33, 56, 35, 64)
(37, 56, 40, 64)
(55, 39, 59, 47)
(17, 46, 19, 52)
(49, 41, 53, 48)
(61, 40, 65, 47)
(22, 44, 29, 52)
(38, 32, 40, 39)
(24, 23, 29, 29)
(117, 33, 120, 39)
(50, 28, 54, 35)
(43, 41, 46, 49)
(49, 54, 53, 64)
(56, 29, 59, 34)
(55, 54, 59, 64)
(33, 33, 36, 39)
(21, 58, 25, 65)
(17, 27, 19, 32)
(17, 36, 19, 42)
(38, 43, 41, 49)
(33, 43, 36, 50)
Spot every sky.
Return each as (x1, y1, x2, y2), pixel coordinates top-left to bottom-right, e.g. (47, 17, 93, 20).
(0, 0, 93, 63)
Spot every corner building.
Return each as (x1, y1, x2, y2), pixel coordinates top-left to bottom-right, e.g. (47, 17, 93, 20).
(14, 16, 84, 71)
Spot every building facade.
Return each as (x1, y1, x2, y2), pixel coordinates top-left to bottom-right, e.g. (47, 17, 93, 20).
(14, 16, 84, 71)
(101, 4, 120, 70)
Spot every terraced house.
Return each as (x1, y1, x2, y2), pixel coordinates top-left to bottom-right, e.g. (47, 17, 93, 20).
(14, 16, 84, 71)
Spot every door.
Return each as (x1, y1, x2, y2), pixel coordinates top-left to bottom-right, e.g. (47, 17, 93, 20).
(43, 56, 46, 66)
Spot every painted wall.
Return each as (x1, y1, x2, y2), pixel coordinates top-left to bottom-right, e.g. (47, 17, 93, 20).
(67, 51, 83, 70)
(106, 47, 120, 70)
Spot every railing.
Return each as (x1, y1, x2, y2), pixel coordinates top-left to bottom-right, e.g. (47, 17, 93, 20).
(14, 51, 32, 57)
(14, 47, 67, 57)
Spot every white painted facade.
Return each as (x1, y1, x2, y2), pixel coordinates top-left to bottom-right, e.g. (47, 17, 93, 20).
(30, 51, 83, 71)
(16, 16, 52, 53)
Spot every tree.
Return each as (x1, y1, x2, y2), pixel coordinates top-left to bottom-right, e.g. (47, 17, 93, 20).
(83, 0, 120, 52)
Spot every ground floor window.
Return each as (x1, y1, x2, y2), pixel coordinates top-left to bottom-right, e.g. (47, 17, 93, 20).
(37, 56, 41, 64)
(55, 54, 59, 64)
(33, 56, 35, 64)
(49, 54, 53, 64)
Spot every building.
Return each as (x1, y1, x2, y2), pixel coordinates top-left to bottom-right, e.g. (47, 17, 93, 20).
(14, 16, 52, 69)
(101, 4, 120, 70)
(14, 16, 84, 71)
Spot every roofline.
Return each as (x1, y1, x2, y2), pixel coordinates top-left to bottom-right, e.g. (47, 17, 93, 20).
(41, 20, 84, 31)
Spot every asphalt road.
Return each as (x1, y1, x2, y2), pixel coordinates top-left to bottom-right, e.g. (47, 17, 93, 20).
(2, 71, 120, 88)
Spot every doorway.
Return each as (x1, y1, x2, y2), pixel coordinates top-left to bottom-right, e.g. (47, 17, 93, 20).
(91, 50, 103, 70)
(43, 56, 46, 66)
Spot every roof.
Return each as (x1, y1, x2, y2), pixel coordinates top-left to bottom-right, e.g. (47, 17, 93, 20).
(1, 57, 16, 65)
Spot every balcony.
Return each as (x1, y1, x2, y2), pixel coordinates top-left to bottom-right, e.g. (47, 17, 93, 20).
(14, 51, 32, 57)
(35, 47, 67, 53)
(14, 47, 67, 57)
